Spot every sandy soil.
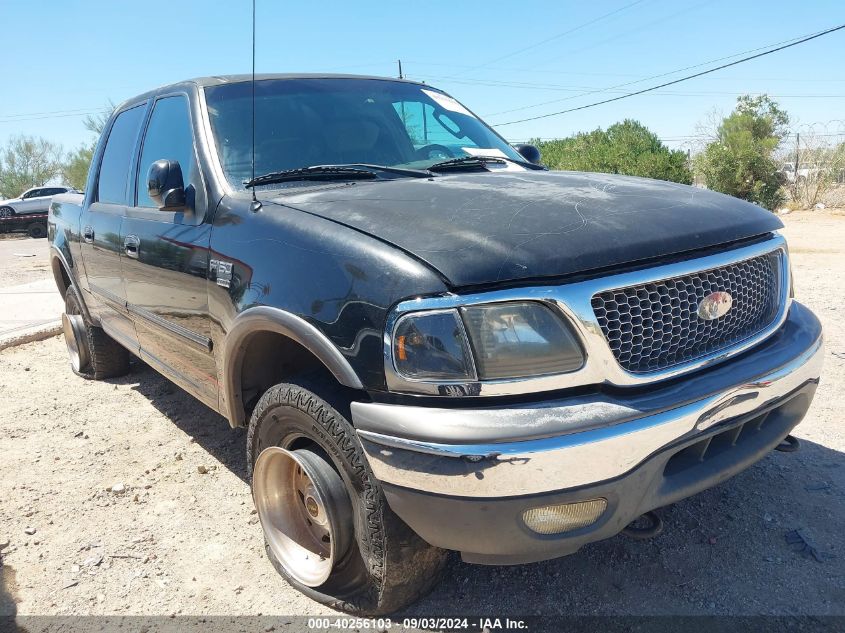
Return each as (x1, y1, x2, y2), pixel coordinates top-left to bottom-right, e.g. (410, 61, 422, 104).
(0, 237, 52, 289)
(0, 210, 843, 618)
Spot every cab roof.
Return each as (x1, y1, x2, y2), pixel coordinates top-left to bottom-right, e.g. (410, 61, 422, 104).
(120, 74, 428, 108)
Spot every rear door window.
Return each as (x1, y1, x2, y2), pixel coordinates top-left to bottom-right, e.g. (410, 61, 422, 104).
(97, 105, 145, 204)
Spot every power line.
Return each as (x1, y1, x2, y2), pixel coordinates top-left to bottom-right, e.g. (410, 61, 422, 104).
(487, 25, 839, 119)
(496, 23, 845, 127)
(445, 0, 648, 79)
(0, 106, 104, 119)
(406, 59, 845, 83)
(0, 110, 110, 124)
(405, 74, 845, 99)
(527, 0, 712, 73)
(510, 130, 845, 146)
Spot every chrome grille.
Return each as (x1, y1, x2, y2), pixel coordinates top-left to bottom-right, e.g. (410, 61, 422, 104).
(591, 250, 783, 373)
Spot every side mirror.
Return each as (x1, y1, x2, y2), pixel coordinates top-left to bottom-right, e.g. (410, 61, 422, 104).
(147, 159, 186, 210)
(514, 144, 542, 165)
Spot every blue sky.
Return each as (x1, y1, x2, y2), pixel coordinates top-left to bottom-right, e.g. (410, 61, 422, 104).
(1, 0, 843, 152)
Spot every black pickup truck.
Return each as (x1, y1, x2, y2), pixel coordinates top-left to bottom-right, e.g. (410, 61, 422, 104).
(49, 74, 824, 614)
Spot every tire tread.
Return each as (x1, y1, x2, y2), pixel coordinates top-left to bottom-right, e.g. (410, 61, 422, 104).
(247, 379, 448, 615)
(65, 287, 130, 380)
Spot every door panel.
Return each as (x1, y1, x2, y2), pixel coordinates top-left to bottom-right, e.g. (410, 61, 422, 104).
(16, 191, 41, 214)
(80, 204, 137, 350)
(79, 104, 147, 351)
(121, 217, 216, 405)
(121, 94, 217, 406)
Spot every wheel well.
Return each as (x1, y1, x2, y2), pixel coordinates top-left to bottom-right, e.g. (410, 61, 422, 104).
(237, 331, 338, 421)
(51, 257, 71, 299)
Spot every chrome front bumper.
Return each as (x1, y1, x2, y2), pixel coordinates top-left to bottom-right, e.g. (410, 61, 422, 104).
(354, 302, 823, 499)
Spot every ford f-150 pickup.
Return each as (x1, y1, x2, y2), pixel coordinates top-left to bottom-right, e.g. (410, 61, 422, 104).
(48, 74, 824, 615)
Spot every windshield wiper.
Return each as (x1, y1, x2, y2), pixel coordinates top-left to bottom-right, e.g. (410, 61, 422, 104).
(341, 163, 433, 178)
(428, 156, 506, 172)
(428, 155, 546, 172)
(245, 165, 378, 188)
(245, 163, 432, 188)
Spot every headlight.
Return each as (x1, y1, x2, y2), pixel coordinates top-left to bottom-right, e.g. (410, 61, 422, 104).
(392, 302, 583, 382)
(461, 302, 583, 379)
(393, 310, 476, 380)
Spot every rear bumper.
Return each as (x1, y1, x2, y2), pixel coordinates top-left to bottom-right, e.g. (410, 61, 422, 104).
(353, 302, 823, 564)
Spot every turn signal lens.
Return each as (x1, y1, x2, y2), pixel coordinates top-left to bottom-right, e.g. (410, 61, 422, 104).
(522, 499, 607, 535)
(393, 310, 476, 380)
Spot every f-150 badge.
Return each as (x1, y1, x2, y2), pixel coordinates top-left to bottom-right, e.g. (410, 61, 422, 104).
(210, 258, 233, 288)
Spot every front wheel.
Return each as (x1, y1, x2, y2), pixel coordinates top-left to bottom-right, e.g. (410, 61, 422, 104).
(247, 380, 448, 615)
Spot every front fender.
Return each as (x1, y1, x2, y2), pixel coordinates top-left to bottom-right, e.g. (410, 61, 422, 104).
(222, 306, 365, 426)
(209, 195, 449, 423)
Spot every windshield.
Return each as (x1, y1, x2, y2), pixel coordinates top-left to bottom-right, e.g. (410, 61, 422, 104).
(204, 78, 523, 188)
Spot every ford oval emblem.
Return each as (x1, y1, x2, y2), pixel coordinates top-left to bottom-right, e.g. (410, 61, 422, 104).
(697, 291, 733, 321)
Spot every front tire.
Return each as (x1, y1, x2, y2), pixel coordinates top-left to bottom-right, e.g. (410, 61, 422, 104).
(63, 286, 130, 379)
(247, 380, 448, 615)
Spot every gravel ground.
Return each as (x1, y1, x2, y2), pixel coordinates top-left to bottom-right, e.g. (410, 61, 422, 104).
(0, 237, 52, 289)
(0, 210, 843, 618)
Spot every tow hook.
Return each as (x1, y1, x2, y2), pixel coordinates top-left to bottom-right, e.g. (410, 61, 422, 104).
(622, 511, 664, 540)
(775, 434, 801, 453)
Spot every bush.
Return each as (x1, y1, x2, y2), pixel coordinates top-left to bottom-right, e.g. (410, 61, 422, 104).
(536, 119, 692, 184)
(695, 95, 788, 211)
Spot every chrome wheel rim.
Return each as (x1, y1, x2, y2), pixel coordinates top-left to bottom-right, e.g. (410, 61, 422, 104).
(252, 446, 352, 587)
(61, 312, 89, 373)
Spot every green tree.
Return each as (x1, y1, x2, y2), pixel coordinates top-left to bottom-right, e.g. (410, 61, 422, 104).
(61, 101, 114, 192)
(62, 144, 95, 190)
(82, 101, 115, 136)
(695, 95, 789, 210)
(0, 135, 64, 199)
(536, 119, 692, 184)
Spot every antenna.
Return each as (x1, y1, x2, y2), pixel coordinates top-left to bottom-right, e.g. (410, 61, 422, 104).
(250, 0, 261, 211)
(397, 59, 403, 79)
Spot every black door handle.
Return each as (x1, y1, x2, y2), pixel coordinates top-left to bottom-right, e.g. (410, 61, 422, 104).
(124, 235, 140, 259)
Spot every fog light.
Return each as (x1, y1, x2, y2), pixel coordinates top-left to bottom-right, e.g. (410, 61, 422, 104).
(522, 499, 607, 535)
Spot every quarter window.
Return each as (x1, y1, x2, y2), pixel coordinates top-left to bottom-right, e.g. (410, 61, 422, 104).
(136, 96, 194, 208)
(97, 105, 145, 204)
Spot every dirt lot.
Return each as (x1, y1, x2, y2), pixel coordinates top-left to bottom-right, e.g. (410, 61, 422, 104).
(0, 237, 52, 289)
(1, 210, 843, 618)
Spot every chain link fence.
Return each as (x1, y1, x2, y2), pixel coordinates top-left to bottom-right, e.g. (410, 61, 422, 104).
(778, 122, 845, 209)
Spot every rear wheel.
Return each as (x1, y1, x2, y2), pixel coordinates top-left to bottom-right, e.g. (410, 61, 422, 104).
(63, 286, 130, 379)
(247, 379, 448, 615)
(27, 222, 47, 238)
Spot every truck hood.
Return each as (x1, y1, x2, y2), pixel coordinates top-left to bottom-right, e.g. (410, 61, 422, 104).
(0, 196, 23, 205)
(269, 171, 783, 288)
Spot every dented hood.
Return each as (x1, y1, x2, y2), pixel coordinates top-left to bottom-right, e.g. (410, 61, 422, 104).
(271, 170, 783, 288)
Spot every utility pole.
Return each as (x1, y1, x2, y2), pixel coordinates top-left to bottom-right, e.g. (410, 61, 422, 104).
(397, 59, 404, 80)
(794, 132, 800, 171)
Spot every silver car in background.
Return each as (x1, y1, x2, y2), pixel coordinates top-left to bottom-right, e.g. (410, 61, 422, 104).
(0, 186, 77, 217)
